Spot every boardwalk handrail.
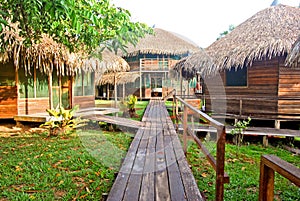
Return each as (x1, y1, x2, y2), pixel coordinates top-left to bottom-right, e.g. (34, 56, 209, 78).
(162, 89, 176, 101)
(173, 95, 229, 201)
(259, 154, 300, 201)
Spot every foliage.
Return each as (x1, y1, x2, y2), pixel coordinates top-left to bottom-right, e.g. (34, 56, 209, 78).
(40, 105, 86, 137)
(217, 24, 235, 40)
(125, 94, 137, 110)
(0, 0, 152, 54)
(0, 131, 132, 200)
(187, 142, 300, 201)
(230, 117, 251, 146)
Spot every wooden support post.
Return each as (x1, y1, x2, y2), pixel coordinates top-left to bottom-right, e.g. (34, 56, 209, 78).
(183, 105, 188, 155)
(275, 120, 280, 129)
(172, 96, 175, 118)
(175, 97, 179, 131)
(122, 83, 125, 100)
(239, 99, 242, 116)
(263, 136, 268, 147)
(259, 159, 274, 201)
(114, 74, 117, 108)
(216, 126, 226, 201)
(180, 67, 183, 96)
(48, 72, 53, 109)
(139, 59, 142, 100)
(107, 84, 110, 100)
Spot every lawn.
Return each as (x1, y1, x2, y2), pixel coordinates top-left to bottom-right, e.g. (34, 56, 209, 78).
(0, 130, 133, 200)
(1, 100, 299, 200)
(187, 141, 300, 200)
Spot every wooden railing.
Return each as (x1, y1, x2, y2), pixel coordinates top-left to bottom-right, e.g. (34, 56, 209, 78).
(173, 95, 229, 201)
(259, 154, 300, 201)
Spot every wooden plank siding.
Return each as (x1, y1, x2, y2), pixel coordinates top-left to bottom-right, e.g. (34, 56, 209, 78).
(0, 86, 18, 118)
(204, 57, 281, 118)
(278, 63, 300, 115)
(18, 98, 49, 115)
(73, 95, 95, 109)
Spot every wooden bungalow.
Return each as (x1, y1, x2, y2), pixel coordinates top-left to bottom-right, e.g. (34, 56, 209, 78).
(95, 49, 131, 100)
(176, 5, 300, 128)
(118, 28, 200, 99)
(0, 24, 106, 120)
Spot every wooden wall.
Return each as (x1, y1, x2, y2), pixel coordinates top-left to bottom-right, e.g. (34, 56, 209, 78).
(74, 96, 95, 109)
(204, 57, 280, 118)
(278, 61, 300, 115)
(0, 86, 18, 118)
(18, 98, 49, 115)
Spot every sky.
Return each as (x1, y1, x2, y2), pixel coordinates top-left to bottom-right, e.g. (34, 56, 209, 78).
(112, 0, 299, 48)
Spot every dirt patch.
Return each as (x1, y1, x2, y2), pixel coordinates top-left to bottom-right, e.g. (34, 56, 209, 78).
(0, 122, 46, 137)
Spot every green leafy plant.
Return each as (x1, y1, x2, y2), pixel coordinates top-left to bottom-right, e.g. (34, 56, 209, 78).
(230, 117, 251, 146)
(126, 94, 137, 110)
(121, 95, 138, 118)
(40, 105, 87, 137)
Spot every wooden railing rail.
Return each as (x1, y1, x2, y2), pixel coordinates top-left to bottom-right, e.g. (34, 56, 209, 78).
(162, 88, 176, 101)
(259, 154, 300, 201)
(173, 95, 229, 201)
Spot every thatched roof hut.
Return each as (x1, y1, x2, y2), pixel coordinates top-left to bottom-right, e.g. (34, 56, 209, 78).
(286, 36, 300, 66)
(97, 72, 140, 85)
(173, 50, 214, 80)
(206, 4, 300, 70)
(87, 49, 130, 77)
(119, 28, 200, 57)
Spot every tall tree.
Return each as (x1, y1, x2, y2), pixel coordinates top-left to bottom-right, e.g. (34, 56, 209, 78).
(0, 0, 152, 54)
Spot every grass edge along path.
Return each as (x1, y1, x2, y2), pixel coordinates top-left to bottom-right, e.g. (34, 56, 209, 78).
(0, 131, 133, 200)
(187, 141, 300, 200)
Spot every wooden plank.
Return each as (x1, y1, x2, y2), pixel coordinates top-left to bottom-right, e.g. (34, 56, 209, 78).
(123, 128, 148, 200)
(107, 128, 144, 201)
(139, 120, 155, 201)
(164, 135, 187, 201)
(155, 101, 171, 201)
(172, 134, 204, 201)
(83, 114, 145, 129)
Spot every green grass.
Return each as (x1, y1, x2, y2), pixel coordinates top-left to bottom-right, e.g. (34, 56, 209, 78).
(131, 101, 149, 121)
(187, 141, 300, 200)
(0, 131, 132, 200)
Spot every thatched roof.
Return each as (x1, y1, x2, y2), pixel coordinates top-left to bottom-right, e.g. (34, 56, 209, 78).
(286, 36, 300, 66)
(206, 4, 300, 70)
(173, 50, 214, 79)
(97, 72, 140, 85)
(84, 49, 130, 74)
(120, 28, 200, 57)
(0, 22, 87, 75)
(0, 22, 127, 76)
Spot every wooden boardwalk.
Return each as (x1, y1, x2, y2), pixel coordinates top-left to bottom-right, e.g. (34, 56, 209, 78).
(107, 100, 203, 201)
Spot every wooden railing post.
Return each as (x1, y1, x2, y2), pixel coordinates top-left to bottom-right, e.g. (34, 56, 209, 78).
(216, 126, 226, 201)
(183, 105, 188, 155)
(259, 160, 275, 201)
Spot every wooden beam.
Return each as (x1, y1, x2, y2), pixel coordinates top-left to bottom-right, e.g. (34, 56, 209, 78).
(48, 72, 53, 109)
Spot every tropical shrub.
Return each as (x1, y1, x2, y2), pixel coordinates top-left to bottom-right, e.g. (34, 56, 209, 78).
(40, 105, 87, 137)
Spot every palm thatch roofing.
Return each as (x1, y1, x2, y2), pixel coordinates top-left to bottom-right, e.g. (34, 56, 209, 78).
(286, 36, 300, 66)
(85, 49, 130, 75)
(173, 50, 214, 79)
(119, 28, 200, 57)
(0, 22, 126, 76)
(0, 22, 86, 75)
(97, 72, 140, 85)
(205, 4, 300, 71)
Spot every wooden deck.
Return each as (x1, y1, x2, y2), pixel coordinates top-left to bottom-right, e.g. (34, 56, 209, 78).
(107, 100, 204, 201)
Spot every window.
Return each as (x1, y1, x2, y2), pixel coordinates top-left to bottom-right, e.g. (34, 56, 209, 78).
(226, 67, 247, 87)
(74, 72, 95, 96)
